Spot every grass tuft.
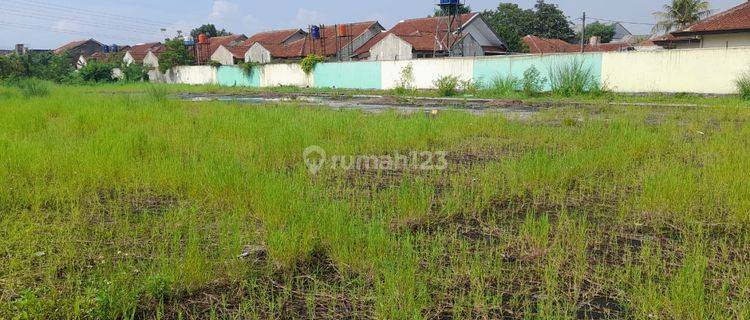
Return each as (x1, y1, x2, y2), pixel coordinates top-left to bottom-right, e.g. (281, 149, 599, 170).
(736, 71, 750, 101)
(549, 59, 599, 97)
(434, 75, 460, 97)
(15, 78, 52, 98)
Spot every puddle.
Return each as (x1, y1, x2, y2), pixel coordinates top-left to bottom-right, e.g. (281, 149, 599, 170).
(178, 93, 541, 118)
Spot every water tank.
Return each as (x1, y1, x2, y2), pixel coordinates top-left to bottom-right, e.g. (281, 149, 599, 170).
(440, 0, 460, 4)
(311, 25, 321, 39)
(198, 33, 208, 44)
(184, 36, 195, 46)
(337, 24, 347, 37)
(111, 44, 119, 52)
(103, 45, 110, 53)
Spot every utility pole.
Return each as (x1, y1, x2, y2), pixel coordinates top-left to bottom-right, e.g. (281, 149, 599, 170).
(580, 12, 586, 53)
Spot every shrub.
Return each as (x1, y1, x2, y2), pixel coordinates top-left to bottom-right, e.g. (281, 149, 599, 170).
(300, 55, 326, 75)
(736, 71, 750, 101)
(79, 61, 116, 82)
(394, 63, 415, 95)
(549, 59, 598, 96)
(460, 79, 481, 95)
(158, 38, 192, 73)
(120, 63, 150, 82)
(522, 66, 546, 96)
(15, 78, 52, 98)
(208, 60, 222, 68)
(489, 74, 519, 96)
(240, 61, 260, 77)
(433, 75, 460, 97)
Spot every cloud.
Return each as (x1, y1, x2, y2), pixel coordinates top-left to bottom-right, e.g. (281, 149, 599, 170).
(209, 0, 240, 21)
(52, 20, 82, 33)
(293, 8, 325, 26)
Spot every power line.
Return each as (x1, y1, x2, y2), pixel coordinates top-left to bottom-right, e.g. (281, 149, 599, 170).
(581, 16, 657, 26)
(1, 7, 162, 35)
(5, 0, 167, 28)
(0, 20, 145, 42)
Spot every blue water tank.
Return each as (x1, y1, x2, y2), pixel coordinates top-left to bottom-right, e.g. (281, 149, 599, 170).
(111, 44, 119, 52)
(184, 37, 195, 46)
(311, 25, 321, 39)
(440, 0, 460, 4)
(102, 45, 110, 53)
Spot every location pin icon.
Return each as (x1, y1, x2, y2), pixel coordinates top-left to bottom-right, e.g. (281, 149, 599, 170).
(303, 146, 326, 175)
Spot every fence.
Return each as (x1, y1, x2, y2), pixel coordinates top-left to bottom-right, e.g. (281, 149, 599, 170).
(148, 47, 750, 95)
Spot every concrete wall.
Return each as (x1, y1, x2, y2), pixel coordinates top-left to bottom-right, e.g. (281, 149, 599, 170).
(314, 61, 382, 89)
(258, 63, 312, 87)
(217, 66, 260, 87)
(369, 34, 413, 61)
(702, 32, 750, 49)
(600, 47, 750, 94)
(156, 47, 750, 95)
(474, 53, 603, 91)
(382, 57, 474, 89)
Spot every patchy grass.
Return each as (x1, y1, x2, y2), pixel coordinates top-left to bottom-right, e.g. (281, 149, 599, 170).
(1, 85, 749, 319)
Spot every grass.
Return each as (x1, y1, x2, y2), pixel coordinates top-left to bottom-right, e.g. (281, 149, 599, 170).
(736, 71, 750, 101)
(14, 78, 52, 98)
(2, 85, 749, 319)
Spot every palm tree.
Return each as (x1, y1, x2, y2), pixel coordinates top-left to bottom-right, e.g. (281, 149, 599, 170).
(652, 0, 712, 34)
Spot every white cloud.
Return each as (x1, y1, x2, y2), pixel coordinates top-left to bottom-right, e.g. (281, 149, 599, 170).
(293, 8, 325, 26)
(209, 0, 240, 21)
(52, 20, 82, 33)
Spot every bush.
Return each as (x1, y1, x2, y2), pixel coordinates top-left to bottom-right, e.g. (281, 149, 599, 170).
(394, 63, 415, 95)
(549, 59, 598, 96)
(239, 61, 260, 77)
(300, 55, 326, 74)
(736, 71, 750, 101)
(120, 63, 150, 82)
(489, 74, 519, 96)
(15, 78, 52, 98)
(79, 61, 116, 82)
(522, 66, 546, 96)
(208, 60, 222, 68)
(460, 79, 481, 95)
(159, 38, 192, 73)
(433, 75, 461, 97)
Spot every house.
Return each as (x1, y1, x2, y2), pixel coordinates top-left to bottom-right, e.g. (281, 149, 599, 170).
(353, 13, 506, 61)
(123, 43, 165, 68)
(210, 45, 250, 65)
(667, 0, 750, 49)
(54, 39, 104, 58)
(77, 46, 130, 69)
(245, 21, 384, 63)
(198, 34, 248, 64)
(523, 35, 633, 54)
(651, 34, 702, 49)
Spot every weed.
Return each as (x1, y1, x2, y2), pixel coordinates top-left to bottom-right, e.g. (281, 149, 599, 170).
(489, 74, 519, 96)
(460, 79, 481, 96)
(522, 66, 546, 96)
(735, 70, 750, 100)
(394, 63, 415, 96)
(145, 84, 169, 100)
(240, 61, 260, 77)
(300, 55, 326, 75)
(549, 59, 598, 96)
(15, 78, 52, 98)
(433, 75, 460, 97)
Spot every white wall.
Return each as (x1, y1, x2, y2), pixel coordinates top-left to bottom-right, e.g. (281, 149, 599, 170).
(246, 43, 271, 63)
(369, 34, 413, 61)
(381, 57, 474, 89)
(601, 47, 750, 94)
(151, 66, 218, 85)
(258, 63, 312, 87)
(144, 52, 159, 69)
(702, 32, 750, 49)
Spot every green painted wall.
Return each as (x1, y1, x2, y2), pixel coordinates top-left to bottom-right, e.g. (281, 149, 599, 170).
(217, 66, 260, 87)
(473, 53, 603, 91)
(313, 61, 382, 89)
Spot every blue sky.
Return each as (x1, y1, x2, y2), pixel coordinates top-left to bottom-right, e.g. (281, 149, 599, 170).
(0, 0, 741, 49)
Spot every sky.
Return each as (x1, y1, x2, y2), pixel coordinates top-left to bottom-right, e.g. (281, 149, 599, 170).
(0, 0, 742, 49)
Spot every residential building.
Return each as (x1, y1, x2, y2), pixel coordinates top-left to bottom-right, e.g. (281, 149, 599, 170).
(523, 35, 633, 54)
(669, 0, 750, 49)
(245, 21, 384, 63)
(651, 34, 702, 49)
(210, 45, 250, 65)
(54, 39, 104, 58)
(353, 13, 506, 61)
(124, 43, 165, 68)
(198, 34, 247, 64)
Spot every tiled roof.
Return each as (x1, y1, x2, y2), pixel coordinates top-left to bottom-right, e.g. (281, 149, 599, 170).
(196, 34, 248, 63)
(650, 33, 701, 46)
(258, 21, 380, 59)
(355, 13, 479, 55)
(225, 45, 251, 59)
(54, 39, 100, 54)
(242, 29, 305, 46)
(126, 43, 164, 63)
(523, 35, 632, 54)
(674, 1, 750, 35)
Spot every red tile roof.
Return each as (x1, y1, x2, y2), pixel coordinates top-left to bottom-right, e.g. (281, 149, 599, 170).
(355, 13, 479, 55)
(242, 29, 305, 46)
(54, 39, 101, 55)
(126, 43, 165, 63)
(650, 33, 701, 46)
(224, 45, 251, 59)
(673, 1, 750, 36)
(523, 35, 632, 54)
(256, 21, 381, 59)
(195, 34, 248, 63)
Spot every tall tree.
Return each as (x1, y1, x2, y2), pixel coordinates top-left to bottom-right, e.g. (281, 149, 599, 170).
(158, 38, 192, 73)
(653, 0, 711, 34)
(577, 22, 616, 43)
(190, 24, 232, 39)
(531, 0, 575, 40)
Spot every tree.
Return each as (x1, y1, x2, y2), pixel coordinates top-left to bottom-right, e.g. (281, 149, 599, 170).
(653, 0, 711, 34)
(482, 3, 535, 53)
(158, 38, 192, 73)
(532, 0, 575, 40)
(483, 1, 574, 53)
(190, 24, 232, 38)
(433, 5, 472, 17)
(578, 22, 616, 43)
(78, 60, 116, 82)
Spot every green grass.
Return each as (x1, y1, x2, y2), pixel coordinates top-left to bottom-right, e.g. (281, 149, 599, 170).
(1, 85, 749, 319)
(14, 78, 53, 98)
(736, 71, 750, 101)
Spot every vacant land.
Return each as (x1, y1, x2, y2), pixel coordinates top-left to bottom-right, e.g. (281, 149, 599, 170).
(1, 84, 749, 319)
